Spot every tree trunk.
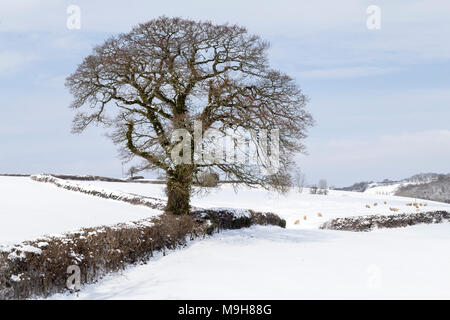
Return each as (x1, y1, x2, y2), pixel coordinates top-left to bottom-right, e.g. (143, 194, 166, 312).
(165, 165, 193, 215)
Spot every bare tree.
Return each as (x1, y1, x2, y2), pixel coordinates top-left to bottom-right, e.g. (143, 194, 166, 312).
(293, 169, 306, 193)
(127, 166, 138, 179)
(66, 17, 313, 215)
(318, 179, 328, 195)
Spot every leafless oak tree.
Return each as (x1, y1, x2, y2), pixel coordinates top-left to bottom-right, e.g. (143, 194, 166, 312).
(66, 17, 313, 215)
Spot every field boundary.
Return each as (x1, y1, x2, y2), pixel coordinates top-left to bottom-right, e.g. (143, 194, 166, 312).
(1, 176, 286, 300)
(30, 175, 167, 210)
(320, 211, 450, 232)
(0, 207, 285, 300)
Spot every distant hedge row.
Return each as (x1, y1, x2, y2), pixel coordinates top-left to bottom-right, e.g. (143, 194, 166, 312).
(320, 211, 450, 232)
(31, 175, 167, 210)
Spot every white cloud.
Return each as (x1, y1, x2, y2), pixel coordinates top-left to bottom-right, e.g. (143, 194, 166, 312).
(321, 130, 450, 163)
(1, 0, 449, 64)
(0, 51, 38, 75)
(0, 0, 62, 32)
(297, 66, 398, 79)
(298, 130, 450, 185)
(50, 34, 90, 50)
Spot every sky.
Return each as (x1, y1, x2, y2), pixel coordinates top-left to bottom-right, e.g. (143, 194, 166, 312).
(0, 0, 449, 187)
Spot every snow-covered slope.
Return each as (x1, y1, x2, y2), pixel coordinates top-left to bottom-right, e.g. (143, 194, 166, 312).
(363, 183, 403, 196)
(0, 177, 161, 245)
(73, 180, 450, 229)
(3, 176, 449, 243)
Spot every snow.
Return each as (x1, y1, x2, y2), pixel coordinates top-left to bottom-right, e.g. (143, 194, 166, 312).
(10, 274, 24, 282)
(31, 174, 166, 209)
(0, 177, 162, 245)
(2, 176, 450, 299)
(196, 207, 253, 219)
(50, 223, 450, 300)
(363, 180, 433, 196)
(363, 183, 403, 196)
(72, 181, 450, 229)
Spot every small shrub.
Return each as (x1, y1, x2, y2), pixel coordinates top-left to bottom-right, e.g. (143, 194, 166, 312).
(196, 172, 220, 188)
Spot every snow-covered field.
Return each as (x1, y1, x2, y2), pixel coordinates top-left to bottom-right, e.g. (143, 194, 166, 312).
(363, 183, 403, 196)
(52, 224, 450, 300)
(73, 180, 450, 229)
(2, 176, 450, 299)
(362, 180, 437, 197)
(0, 177, 161, 245)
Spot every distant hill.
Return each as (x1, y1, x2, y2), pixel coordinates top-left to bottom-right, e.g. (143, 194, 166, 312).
(403, 173, 442, 183)
(335, 181, 373, 192)
(336, 173, 450, 203)
(336, 178, 400, 192)
(395, 174, 450, 204)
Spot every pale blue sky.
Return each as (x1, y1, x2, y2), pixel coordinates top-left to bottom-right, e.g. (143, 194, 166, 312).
(0, 0, 449, 186)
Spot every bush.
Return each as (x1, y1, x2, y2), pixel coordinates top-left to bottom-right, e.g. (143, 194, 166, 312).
(196, 172, 220, 187)
(191, 208, 286, 235)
